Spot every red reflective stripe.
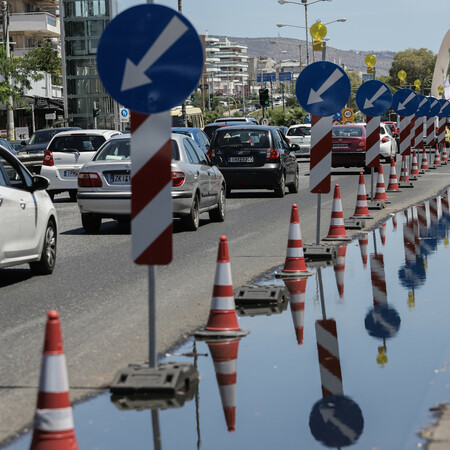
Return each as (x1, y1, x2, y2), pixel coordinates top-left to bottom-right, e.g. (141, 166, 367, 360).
(287, 239, 303, 248)
(134, 225, 173, 265)
(131, 112, 150, 133)
(37, 392, 71, 409)
(216, 373, 237, 385)
(213, 285, 234, 297)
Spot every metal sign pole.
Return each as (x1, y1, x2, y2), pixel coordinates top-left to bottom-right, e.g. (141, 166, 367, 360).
(149, 266, 156, 367)
(370, 167, 374, 201)
(316, 193, 321, 245)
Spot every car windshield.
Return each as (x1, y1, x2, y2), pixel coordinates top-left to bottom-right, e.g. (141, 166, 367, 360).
(49, 135, 106, 152)
(288, 126, 311, 137)
(215, 129, 270, 148)
(384, 123, 395, 133)
(94, 139, 130, 161)
(332, 127, 363, 137)
(29, 130, 59, 145)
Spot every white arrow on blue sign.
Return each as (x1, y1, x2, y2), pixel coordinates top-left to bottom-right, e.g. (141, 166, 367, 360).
(414, 94, 430, 117)
(392, 89, 420, 116)
(96, 4, 204, 114)
(428, 97, 441, 116)
(355, 80, 392, 116)
(439, 99, 450, 117)
(296, 61, 350, 117)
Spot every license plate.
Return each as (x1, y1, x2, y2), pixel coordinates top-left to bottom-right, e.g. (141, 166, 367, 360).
(111, 174, 130, 183)
(333, 144, 348, 149)
(63, 169, 78, 177)
(228, 156, 254, 163)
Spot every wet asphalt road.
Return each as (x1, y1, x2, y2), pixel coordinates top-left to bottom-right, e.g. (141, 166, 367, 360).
(1, 159, 449, 446)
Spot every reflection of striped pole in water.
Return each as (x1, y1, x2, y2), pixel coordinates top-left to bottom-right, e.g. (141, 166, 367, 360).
(358, 233, 369, 268)
(315, 319, 343, 398)
(403, 220, 416, 265)
(417, 202, 428, 235)
(284, 278, 307, 345)
(429, 197, 439, 227)
(370, 253, 388, 307)
(412, 206, 421, 258)
(441, 194, 449, 217)
(206, 339, 240, 432)
(334, 245, 347, 298)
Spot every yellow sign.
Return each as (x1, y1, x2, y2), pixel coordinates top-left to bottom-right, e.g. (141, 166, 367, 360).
(342, 108, 354, 124)
(414, 79, 421, 92)
(438, 85, 444, 94)
(310, 21, 327, 39)
(365, 54, 376, 67)
(398, 70, 407, 85)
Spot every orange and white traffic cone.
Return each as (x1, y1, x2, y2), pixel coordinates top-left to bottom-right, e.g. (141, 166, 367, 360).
(206, 338, 241, 432)
(399, 156, 410, 182)
(333, 245, 347, 298)
(351, 172, 372, 218)
(420, 147, 429, 171)
(358, 233, 369, 268)
(441, 146, 448, 164)
(374, 163, 389, 203)
(379, 222, 386, 246)
(275, 204, 313, 278)
(386, 157, 401, 192)
(323, 184, 351, 241)
(30, 310, 78, 450)
(283, 278, 307, 345)
(410, 149, 420, 176)
(195, 236, 249, 339)
(434, 144, 441, 166)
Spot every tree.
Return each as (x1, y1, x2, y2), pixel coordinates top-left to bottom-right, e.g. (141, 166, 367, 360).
(346, 70, 362, 110)
(388, 48, 436, 93)
(0, 45, 43, 108)
(23, 41, 62, 85)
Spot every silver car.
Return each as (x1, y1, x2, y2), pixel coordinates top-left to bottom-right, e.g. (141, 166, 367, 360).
(77, 133, 226, 233)
(286, 124, 311, 158)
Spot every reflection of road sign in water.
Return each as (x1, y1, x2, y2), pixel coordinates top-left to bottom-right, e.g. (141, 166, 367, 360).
(356, 80, 392, 116)
(364, 305, 401, 339)
(309, 395, 364, 447)
(296, 61, 350, 117)
(97, 4, 204, 114)
(398, 262, 426, 290)
(392, 89, 419, 116)
(415, 95, 430, 117)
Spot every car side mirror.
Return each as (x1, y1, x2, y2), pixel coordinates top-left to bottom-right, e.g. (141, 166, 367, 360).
(290, 143, 300, 151)
(393, 132, 399, 138)
(32, 175, 50, 191)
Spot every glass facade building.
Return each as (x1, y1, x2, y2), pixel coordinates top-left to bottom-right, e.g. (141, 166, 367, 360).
(62, 0, 115, 128)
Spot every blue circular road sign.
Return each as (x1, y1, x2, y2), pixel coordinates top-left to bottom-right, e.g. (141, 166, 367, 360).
(97, 4, 204, 114)
(296, 61, 350, 117)
(392, 89, 420, 116)
(309, 395, 364, 447)
(365, 305, 401, 339)
(414, 94, 430, 117)
(438, 99, 450, 117)
(356, 80, 392, 116)
(428, 97, 441, 116)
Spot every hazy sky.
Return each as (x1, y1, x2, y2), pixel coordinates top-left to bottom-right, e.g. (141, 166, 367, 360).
(118, 0, 449, 54)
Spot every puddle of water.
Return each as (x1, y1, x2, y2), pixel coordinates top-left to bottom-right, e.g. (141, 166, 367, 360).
(6, 189, 450, 449)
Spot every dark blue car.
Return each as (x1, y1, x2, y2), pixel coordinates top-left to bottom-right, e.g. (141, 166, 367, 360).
(171, 127, 210, 154)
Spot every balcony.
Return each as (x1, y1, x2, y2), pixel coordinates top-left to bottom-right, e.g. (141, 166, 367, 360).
(9, 12, 60, 39)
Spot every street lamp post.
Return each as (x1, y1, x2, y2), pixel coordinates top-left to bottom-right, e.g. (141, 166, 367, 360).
(278, 0, 332, 65)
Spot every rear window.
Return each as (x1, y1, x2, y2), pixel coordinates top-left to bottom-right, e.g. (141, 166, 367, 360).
(214, 129, 270, 148)
(49, 135, 106, 152)
(171, 139, 180, 161)
(94, 139, 130, 161)
(288, 126, 311, 137)
(332, 127, 363, 137)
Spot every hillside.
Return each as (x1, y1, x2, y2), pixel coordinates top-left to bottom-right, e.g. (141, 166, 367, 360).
(215, 36, 394, 76)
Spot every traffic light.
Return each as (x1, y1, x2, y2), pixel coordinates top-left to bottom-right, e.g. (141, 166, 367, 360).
(190, 94, 195, 101)
(259, 88, 269, 106)
(210, 95, 214, 102)
(93, 107, 100, 118)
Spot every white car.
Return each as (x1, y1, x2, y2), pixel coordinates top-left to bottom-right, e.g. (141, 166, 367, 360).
(77, 133, 226, 233)
(380, 123, 398, 162)
(40, 129, 122, 201)
(286, 124, 311, 158)
(0, 146, 57, 274)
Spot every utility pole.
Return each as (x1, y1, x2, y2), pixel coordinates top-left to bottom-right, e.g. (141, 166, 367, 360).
(301, 0, 310, 65)
(178, 0, 187, 126)
(2, 1, 14, 139)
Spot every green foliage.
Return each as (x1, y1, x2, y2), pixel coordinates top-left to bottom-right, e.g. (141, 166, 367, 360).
(265, 106, 305, 126)
(286, 96, 300, 108)
(23, 41, 62, 84)
(0, 45, 43, 108)
(388, 48, 436, 93)
(346, 70, 362, 109)
(376, 75, 394, 92)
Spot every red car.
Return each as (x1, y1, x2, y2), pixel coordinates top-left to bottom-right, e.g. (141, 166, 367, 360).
(331, 124, 368, 171)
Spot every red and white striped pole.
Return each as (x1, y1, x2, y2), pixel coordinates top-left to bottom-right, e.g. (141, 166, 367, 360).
(413, 116, 424, 151)
(438, 117, 447, 164)
(310, 115, 332, 244)
(365, 115, 380, 201)
(425, 115, 435, 149)
(399, 115, 412, 156)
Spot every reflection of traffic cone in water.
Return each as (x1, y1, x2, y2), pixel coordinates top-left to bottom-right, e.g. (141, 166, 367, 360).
(333, 245, 347, 298)
(206, 339, 241, 432)
(284, 278, 307, 345)
(276, 204, 312, 278)
(195, 236, 249, 339)
(420, 147, 429, 171)
(30, 310, 78, 450)
(374, 164, 389, 202)
(352, 172, 372, 218)
(386, 158, 400, 192)
(323, 184, 351, 241)
(410, 149, 420, 176)
(392, 213, 398, 230)
(358, 233, 369, 268)
(379, 222, 386, 246)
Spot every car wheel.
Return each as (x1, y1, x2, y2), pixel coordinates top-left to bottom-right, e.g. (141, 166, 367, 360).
(69, 190, 78, 202)
(288, 168, 299, 194)
(181, 193, 200, 231)
(82, 213, 102, 234)
(29, 219, 57, 275)
(209, 185, 226, 222)
(274, 173, 286, 198)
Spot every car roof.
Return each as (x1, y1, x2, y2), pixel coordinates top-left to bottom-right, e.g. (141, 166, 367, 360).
(172, 127, 202, 132)
(33, 126, 81, 134)
(48, 129, 120, 137)
(213, 124, 272, 131)
(288, 123, 311, 128)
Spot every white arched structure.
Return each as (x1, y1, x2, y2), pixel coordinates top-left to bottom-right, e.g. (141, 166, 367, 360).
(431, 28, 450, 98)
